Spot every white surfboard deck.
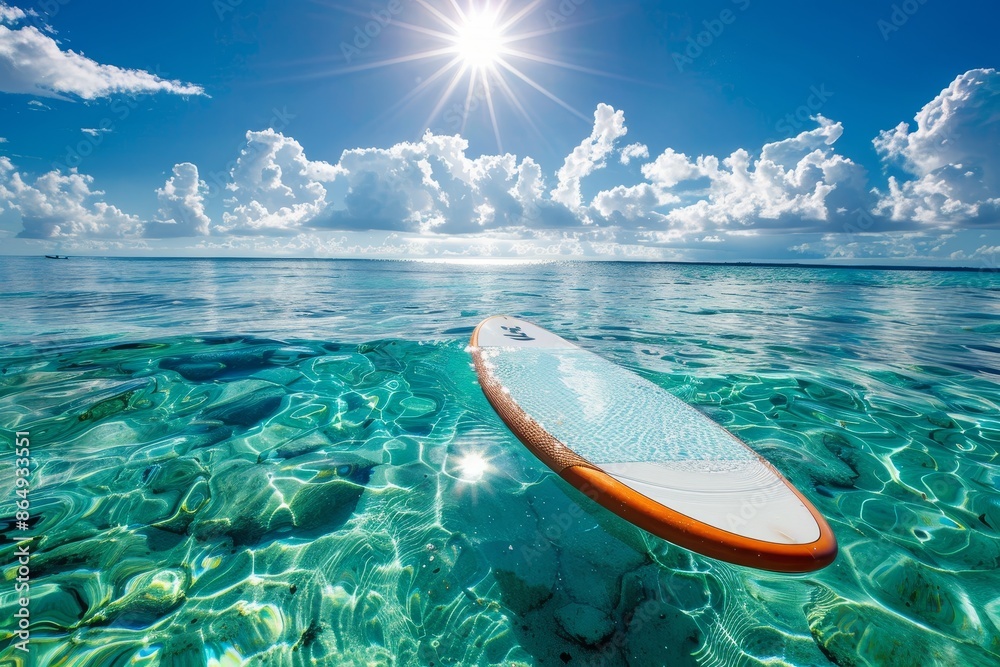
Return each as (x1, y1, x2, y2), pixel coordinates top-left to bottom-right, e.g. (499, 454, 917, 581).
(471, 316, 836, 571)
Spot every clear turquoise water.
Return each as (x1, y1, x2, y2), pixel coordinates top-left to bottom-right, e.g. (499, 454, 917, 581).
(1, 257, 999, 666)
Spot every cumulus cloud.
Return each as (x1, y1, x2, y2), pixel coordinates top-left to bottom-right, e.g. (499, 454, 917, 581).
(674, 117, 866, 230)
(5, 73, 998, 262)
(873, 68, 1000, 227)
(316, 132, 577, 234)
(220, 129, 342, 235)
(0, 156, 138, 238)
(590, 115, 867, 234)
(641, 148, 701, 189)
(0, 104, 872, 246)
(551, 103, 628, 208)
(0, 13, 206, 100)
(620, 142, 649, 165)
(145, 163, 211, 238)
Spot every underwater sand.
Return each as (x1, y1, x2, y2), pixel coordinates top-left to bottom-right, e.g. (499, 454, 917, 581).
(1, 257, 999, 666)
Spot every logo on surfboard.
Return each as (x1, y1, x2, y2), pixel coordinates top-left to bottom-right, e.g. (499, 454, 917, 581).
(501, 325, 535, 342)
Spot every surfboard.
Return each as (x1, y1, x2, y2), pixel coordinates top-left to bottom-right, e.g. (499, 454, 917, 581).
(470, 316, 837, 572)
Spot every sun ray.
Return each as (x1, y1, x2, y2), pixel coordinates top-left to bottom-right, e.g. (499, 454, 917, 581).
(366, 57, 464, 129)
(489, 64, 546, 143)
(501, 48, 647, 83)
(460, 69, 480, 135)
(495, 59, 591, 123)
(314, 0, 605, 148)
(446, 0, 468, 22)
(423, 63, 472, 131)
(496, 0, 546, 34)
(492, 0, 513, 18)
(283, 47, 458, 81)
(390, 20, 461, 42)
(482, 73, 503, 152)
(500, 16, 614, 43)
(414, 0, 464, 33)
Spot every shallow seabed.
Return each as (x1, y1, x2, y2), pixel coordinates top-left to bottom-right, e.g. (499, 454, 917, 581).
(1, 257, 999, 666)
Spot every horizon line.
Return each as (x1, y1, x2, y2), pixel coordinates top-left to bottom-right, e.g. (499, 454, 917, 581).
(3, 254, 997, 274)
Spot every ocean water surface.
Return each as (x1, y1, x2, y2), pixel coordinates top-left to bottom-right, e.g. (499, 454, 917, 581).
(1, 257, 999, 666)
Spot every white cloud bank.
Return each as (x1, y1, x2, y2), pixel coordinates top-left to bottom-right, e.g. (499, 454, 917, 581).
(0, 3, 205, 100)
(0, 68, 997, 263)
(0, 157, 138, 238)
(874, 68, 1000, 227)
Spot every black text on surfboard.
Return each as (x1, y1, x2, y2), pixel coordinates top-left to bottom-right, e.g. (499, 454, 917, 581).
(501, 326, 535, 342)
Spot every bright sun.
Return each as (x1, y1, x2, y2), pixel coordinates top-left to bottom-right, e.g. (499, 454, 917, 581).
(454, 13, 503, 69)
(331, 1, 604, 152)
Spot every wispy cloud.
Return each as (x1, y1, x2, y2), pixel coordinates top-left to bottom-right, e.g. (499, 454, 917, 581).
(0, 3, 206, 100)
(0, 3, 25, 24)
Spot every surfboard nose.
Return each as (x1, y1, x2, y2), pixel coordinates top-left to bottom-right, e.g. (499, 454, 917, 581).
(599, 460, 821, 544)
(562, 464, 838, 573)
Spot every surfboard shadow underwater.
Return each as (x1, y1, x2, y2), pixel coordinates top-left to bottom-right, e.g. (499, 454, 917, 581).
(469, 316, 837, 573)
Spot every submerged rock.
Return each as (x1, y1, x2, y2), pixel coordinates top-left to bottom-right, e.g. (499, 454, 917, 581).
(159, 345, 308, 382)
(555, 602, 615, 646)
(91, 569, 187, 626)
(869, 556, 984, 639)
(807, 586, 999, 666)
(204, 388, 285, 428)
(78, 389, 138, 422)
(190, 454, 376, 546)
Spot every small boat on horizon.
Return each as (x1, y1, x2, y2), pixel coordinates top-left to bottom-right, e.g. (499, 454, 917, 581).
(45, 255, 69, 260)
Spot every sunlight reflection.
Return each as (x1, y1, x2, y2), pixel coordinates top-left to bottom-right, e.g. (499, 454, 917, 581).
(456, 452, 491, 482)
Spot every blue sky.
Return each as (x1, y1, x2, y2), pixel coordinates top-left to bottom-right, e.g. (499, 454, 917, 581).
(0, 0, 998, 265)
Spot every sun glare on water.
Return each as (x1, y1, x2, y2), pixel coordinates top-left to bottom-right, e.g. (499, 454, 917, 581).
(456, 452, 491, 483)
